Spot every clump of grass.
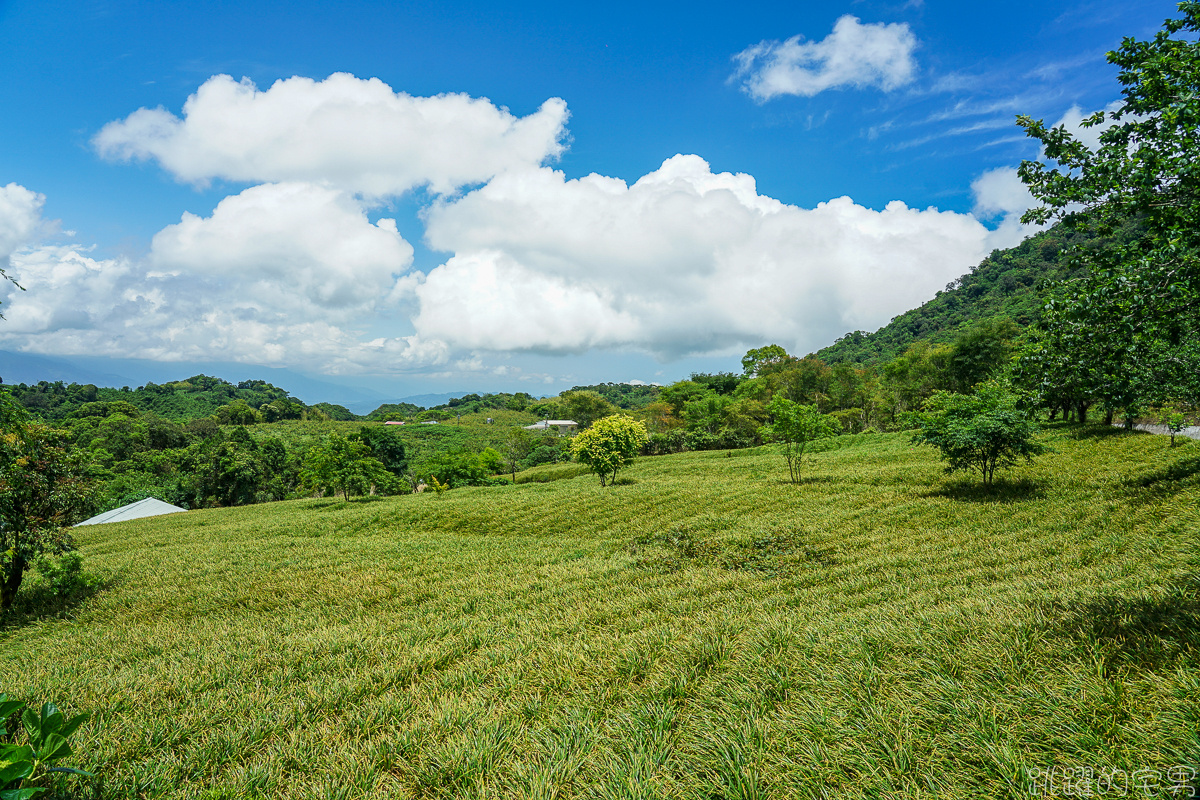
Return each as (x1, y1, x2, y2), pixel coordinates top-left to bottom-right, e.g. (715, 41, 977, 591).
(514, 462, 591, 484)
(2, 428, 1198, 797)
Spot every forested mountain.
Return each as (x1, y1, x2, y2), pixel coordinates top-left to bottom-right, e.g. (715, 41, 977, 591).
(5, 375, 340, 423)
(815, 219, 1142, 364)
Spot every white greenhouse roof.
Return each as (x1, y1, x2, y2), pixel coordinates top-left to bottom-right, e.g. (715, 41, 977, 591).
(75, 497, 187, 527)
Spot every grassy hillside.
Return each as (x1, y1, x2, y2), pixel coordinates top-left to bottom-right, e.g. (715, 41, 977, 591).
(3, 427, 1199, 798)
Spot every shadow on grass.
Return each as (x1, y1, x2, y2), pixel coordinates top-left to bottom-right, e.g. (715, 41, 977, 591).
(1123, 452, 1200, 497)
(1, 577, 111, 631)
(1040, 576, 1200, 671)
(922, 478, 1045, 503)
(769, 474, 848, 487)
(1068, 424, 1150, 440)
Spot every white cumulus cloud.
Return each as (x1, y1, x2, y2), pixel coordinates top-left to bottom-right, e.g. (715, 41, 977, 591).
(0, 183, 443, 374)
(93, 73, 569, 196)
(971, 166, 1042, 251)
(733, 16, 918, 101)
(0, 242, 444, 372)
(1050, 101, 1122, 152)
(0, 183, 49, 269)
(416, 155, 1002, 358)
(150, 181, 414, 316)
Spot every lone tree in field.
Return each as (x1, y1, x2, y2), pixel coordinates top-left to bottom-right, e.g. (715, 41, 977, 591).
(300, 433, 393, 500)
(760, 396, 841, 484)
(501, 427, 533, 482)
(0, 392, 95, 610)
(570, 415, 648, 486)
(911, 385, 1045, 486)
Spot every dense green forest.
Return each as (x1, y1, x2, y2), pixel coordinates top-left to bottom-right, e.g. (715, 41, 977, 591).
(6, 375, 357, 424)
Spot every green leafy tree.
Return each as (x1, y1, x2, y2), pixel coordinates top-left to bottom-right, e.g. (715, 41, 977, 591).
(948, 318, 1020, 393)
(880, 341, 954, 421)
(0, 393, 96, 610)
(760, 396, 841, 484)
(569, 415, 649, 486)
(501, 428, 533, 481)
(90, 412, 149, 463)
(559, 390, 620, 429)
(1016, 3, 1200, 409)
(215, 400, 260, 426)
(349, 426, 407, 475)
(301, 434, 393, 501)
(186, 431, 266, 507)
(911, 385, 1046, 486)
(741, 344, 792, 377)
(682, 394, 732, 435)
(658, 381, 713, 420)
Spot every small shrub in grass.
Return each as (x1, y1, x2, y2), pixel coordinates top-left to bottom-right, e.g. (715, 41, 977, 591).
(759, 396, 840, 484)
(569, 415, 648, 486)
(1152, 404, 1194, 447)
(912, 384, 1046, 486)
(31, 552, 99, 601)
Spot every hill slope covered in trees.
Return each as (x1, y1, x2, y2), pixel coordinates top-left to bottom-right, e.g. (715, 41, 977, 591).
(815, 219, 1141, 365)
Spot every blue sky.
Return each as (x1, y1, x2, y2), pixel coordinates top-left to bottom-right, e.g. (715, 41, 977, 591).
(0, 0, 1178, 401)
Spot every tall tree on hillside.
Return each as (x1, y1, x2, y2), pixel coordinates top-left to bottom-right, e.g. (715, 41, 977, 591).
(1016, 2, 1200, 409)
(558, 390, 620, 429)
(0, 392, 95, 610)
(501, 427, 533, 482)
(946, 318, 1020, 393)
(741, 344, 792, 377)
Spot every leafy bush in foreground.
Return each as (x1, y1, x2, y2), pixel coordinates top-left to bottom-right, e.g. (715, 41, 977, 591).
(0, 694, 92, 797)
(912, 385, 1045, 485)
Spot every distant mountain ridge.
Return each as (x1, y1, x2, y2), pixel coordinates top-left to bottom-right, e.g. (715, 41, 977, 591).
(0, 351, 392, 410)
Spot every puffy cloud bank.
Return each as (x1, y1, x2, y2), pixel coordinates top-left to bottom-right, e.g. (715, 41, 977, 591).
(150, 181, 413, 315)
(0, 179, 434, 371)
(94, 73, 569, 196)
(0, 183, 47, 270)
(415, 155, 1010, 358)
(1, 74, 1043, 377)
(733, 16, 918, 101)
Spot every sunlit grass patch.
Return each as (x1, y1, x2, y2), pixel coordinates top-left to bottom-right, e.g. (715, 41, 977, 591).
(2, 427, 1198, 797)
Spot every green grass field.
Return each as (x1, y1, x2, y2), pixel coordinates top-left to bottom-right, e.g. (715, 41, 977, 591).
(4, 426, 1199, 798)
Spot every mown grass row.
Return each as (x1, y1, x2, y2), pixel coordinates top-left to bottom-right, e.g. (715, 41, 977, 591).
(3, 425, 1199, 798)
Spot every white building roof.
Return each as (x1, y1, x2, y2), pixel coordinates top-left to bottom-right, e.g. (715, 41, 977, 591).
(523, 419, 579, 430)
(75, 497, 187, 527)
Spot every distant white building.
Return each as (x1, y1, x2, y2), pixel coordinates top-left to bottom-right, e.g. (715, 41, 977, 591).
(523, 419, 579, 435)
(75, 497, 187, 527)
